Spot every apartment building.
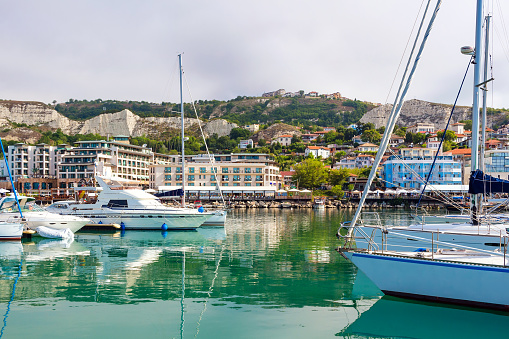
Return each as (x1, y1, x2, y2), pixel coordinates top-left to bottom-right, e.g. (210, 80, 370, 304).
(149, 153, 281, 189)
(382, 155, 462, 189)
(8, 143, 59, 181)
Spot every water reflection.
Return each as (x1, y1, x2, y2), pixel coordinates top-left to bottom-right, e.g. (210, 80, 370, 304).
(0, 209, 505, 338)
(338, 296, 509, 338)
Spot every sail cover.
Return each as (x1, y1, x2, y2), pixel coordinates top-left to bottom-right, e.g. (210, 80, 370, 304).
(468, 170, 509, 194)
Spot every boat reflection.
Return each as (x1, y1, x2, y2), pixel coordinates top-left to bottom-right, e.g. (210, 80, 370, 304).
(338, 296, 509, 338)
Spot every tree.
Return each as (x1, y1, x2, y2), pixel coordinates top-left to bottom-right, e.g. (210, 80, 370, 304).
(229, 127, 251, 140)
(459, 120, 472, 131)
(331, 185, 344, 198)
(334, 150, 347, 163)
(258, 138, 266, 147)
(361, 129, 381, 143)
(292, 158, 328, 189)
(291, 135, 302, 143)
(329, 168, 349, 187)
(437, 130, 456, 142)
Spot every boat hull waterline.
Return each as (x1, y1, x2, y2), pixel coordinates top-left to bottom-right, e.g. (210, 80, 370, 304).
(0, 222, 24, 240)
(342, 250, 509, 311)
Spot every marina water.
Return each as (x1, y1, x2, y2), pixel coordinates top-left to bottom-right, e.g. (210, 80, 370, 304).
(0, 209, 508, 338)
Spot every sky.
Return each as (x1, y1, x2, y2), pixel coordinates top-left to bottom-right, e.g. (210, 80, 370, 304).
(1, 0, 509, 109)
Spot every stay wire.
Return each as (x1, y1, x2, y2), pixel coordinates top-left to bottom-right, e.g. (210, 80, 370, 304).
(416, 56, 473, 208)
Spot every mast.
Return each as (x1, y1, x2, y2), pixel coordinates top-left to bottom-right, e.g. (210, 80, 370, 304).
(179, 54, 186, 208)
(479, 14, 491, 213)
(470, 0, 484, 222)
(347, 0, 441, 233)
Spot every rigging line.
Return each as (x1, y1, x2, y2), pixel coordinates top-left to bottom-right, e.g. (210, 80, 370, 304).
(386, 148, 463, 209)
(194, 244, 225, 339)
(180, 251, 186, 339)
(493, 25, 509, 65)
(161, 57, 180, 107)
(384, 0, 428, 105)
(349, 0, 440, 233)
(378, 176, 467, 212)
(386, 147, 459, 207)
(0, 259, 22, 339)
(495, 0, 509, 49)
(183, 72, 226, 206)
(416, 56, 473, 209)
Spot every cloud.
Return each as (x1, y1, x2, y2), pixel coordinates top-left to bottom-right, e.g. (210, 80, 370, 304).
(0, 0, 508, 109)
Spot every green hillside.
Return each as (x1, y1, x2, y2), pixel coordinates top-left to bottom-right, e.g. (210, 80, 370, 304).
(55, 96, 374, 128)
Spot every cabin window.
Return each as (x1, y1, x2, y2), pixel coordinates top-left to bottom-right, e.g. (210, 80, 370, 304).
(107, 200, 128, 208)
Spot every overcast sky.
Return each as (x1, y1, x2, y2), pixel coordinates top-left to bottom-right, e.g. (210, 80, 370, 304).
(1, 0, 508, 109)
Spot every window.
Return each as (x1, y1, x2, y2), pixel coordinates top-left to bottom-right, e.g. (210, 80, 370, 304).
(165, 167, 171, 173)
(211, 175, 216, 181)
(245, 176, 252, 181)
(256, 175, 263, 181)
(245, 183, 251, 186)
(188, 175, 195, 181)
(165, 175, 171, 181)
(255, 168, 262, 173)
(222, 175, 229, 181)
(245, 168, 251, 173)
(107, 200, 128, 208)
(233, 183, 240, 186)
(176, 174, 182, 181)
(233, 168, 240, 173)
(200, 167, 206, 173)
(189, 167, 194, 173)
(222, 168, 229, 173)
(176, 167, 182, 173)
(233, 175, 240, 181)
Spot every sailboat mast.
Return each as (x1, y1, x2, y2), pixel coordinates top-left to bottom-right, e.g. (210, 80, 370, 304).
(470, 0, 484, 219)
(479, 14, 491, 213)
(179, 54, 186, 208)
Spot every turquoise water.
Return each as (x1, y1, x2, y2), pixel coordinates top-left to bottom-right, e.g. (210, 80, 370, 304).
(0, 209, 508, 338)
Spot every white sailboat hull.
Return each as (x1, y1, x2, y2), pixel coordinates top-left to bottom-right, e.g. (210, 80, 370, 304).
(343, 250, 509, 310)
(356, 224, 508, 251)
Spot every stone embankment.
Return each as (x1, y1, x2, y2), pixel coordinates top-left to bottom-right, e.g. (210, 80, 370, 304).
(163, 200, 445, 210)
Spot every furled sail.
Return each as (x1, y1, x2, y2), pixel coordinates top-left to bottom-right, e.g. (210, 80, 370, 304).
(468, 170, 509, 194)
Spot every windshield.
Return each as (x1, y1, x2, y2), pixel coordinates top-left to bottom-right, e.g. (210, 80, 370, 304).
(0, 200, 44, 213)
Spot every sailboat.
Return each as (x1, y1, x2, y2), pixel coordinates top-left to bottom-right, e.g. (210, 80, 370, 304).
(339, 0, 509, 310)
(337, 0, 509, 252)
(175, 53, 227, 227)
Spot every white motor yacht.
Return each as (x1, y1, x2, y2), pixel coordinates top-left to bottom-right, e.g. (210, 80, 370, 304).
(46, 177, 214, 230)
(0, 195, 90, 233)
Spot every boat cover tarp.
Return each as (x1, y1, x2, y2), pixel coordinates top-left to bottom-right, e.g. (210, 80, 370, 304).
(468, 170, 509, 194)
(154, 189, 184, 197)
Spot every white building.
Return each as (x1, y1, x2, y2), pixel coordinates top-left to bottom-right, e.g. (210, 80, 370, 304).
(389, 134, 405, 147)
(7, 143, 59, 181)
(149, 153, 281, 189)
(273, 134, 293, 147)
(407, 123, 435, 134)
(239, 139, 254, 149)
(305, 146, 330, 159)
(451, 122, 465, 135)
(358, 143, 379, 153)
(244, 124, 260, 133)
(336, 155, 374, 169)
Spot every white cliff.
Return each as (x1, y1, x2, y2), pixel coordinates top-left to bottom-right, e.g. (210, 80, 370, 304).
(0, 101, 237, 138)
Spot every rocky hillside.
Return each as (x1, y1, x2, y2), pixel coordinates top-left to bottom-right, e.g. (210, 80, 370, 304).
(360, 99, 473, 129)
(0, 101, 237, 141)
(251, 123, 301, 142)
